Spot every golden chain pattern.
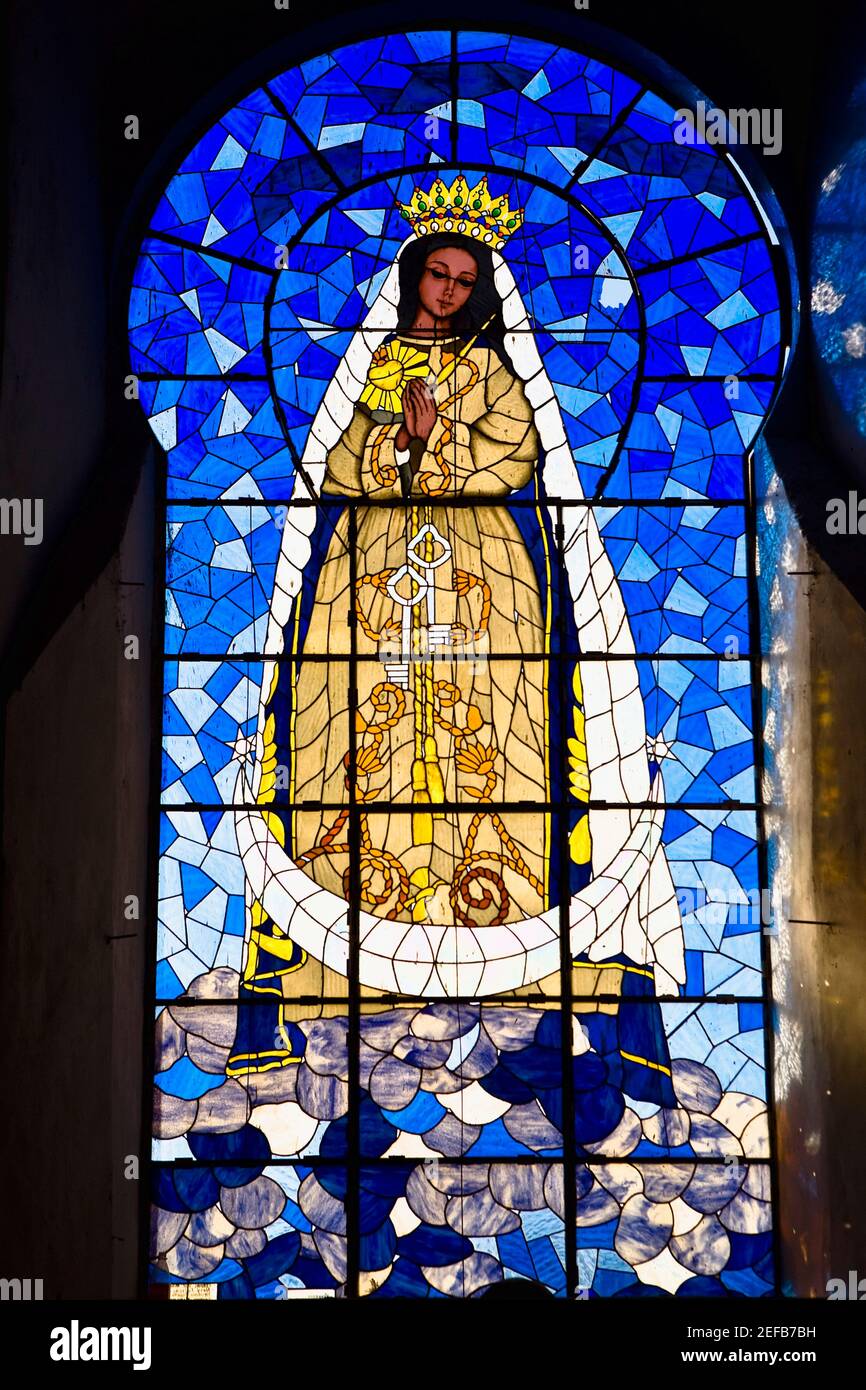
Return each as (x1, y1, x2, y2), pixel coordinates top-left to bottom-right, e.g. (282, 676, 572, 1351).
(297, 808, 410, 919)
(353, 570, 398, 645)
(419, 355, 480, 497)
(353, 681, 406, 800)
(370, 421, 398, 488)
(449, 811, 545, 927)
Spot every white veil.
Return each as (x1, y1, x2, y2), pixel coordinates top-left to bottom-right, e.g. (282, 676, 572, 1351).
(234, 235, 686, 997)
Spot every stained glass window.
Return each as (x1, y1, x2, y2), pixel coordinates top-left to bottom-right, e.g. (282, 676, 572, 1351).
(812, 79, 866, 439)
(132, 28, 791, 1299)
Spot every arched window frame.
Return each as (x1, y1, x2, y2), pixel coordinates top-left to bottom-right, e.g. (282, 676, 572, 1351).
(130, 21, 796, 1301)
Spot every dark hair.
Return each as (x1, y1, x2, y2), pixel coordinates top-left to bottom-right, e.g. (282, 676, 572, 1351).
(395, 232, 515, 375)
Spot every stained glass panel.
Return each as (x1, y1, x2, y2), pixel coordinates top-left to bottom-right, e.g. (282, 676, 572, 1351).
(132, 27, 790, 1298)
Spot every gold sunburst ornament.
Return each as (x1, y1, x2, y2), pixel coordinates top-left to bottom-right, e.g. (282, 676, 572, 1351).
(360, 340, 431, 413)
(397, 174, 524, 249)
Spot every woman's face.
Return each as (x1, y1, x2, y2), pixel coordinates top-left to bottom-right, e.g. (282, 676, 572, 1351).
(418, 246, 478, 322)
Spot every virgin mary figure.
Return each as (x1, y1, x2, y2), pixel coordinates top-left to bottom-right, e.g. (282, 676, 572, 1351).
(229, 175, 686, 1101)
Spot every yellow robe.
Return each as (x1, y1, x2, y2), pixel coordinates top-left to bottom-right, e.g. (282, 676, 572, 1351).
(289, 336, 554, 929)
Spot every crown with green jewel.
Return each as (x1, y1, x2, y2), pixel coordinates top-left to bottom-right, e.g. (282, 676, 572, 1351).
(396, 174, 524, 249)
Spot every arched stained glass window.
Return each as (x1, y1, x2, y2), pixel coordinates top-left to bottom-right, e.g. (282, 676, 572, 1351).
(812, 79, 866, 446)
(132, 27, 792, 1299)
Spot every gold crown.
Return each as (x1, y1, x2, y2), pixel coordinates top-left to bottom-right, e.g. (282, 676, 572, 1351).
(396, 175, 524, 249)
